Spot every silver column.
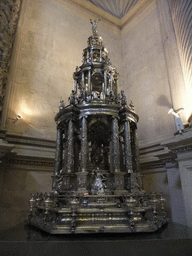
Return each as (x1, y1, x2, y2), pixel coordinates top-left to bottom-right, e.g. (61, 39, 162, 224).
(81, 116, 88, 172)
(81, 72, 84, 90)
(104, 70, 107, 94)
(133, 128, 140, 172)
(76, 116, 88, 194)
(88, 70, 91, 93)
(87, 51, 89, 62)
(112, 117, 120, 172)
(124, 119, 133, 173)
(54, 128, 63, 176)
(66, 120, 74, 173)
(74, 79, 77, 93)
(110, 72, 113, 91)
(100, 49, 102, 62)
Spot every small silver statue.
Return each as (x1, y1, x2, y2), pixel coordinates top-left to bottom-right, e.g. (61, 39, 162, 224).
(91, 167, 105, 195)
(59, 99, 65, 111)
(90, 18, 100, 35)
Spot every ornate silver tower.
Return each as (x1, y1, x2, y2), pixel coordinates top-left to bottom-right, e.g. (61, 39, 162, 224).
(28, 20, 167, 234)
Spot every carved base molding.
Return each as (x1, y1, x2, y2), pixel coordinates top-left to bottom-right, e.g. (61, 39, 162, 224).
(3, 154, 54, 172)
(0, 131, 55, 171)
(140, 143, 177, 173)
(162, 129, 192, 156)
(5, 133, 56, 149)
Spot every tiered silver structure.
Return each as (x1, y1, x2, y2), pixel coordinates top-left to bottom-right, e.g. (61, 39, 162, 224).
(29, 20, 167, 234)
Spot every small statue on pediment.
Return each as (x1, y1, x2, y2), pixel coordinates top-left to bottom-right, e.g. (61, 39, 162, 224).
(92, 91, 98, 99)
(75, 66, 80, 73)
(90, 18, 100, 35)
(59, 99, 65, 111)
(53, 176, 63, 191)
(117, 91, 122, 104)
(129, 100, 135, 110)
(91, 167, 105, 195)
(100, 91, 105, 100)
(69, 90, 78, 105)
(121, 90, 127, 106)
(109, 90, 114, 101)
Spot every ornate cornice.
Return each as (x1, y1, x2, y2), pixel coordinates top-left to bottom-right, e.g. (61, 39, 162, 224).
(141, 156, 177, 171)
(162, 132, 192, 155)
(5, 133, 56, 148)
(2, 155, 54, 171)
(141, 160, 165, 170)
(140, 143, 178, 171)
(172, 146, 192, 154)
(0, 131, 55, 170)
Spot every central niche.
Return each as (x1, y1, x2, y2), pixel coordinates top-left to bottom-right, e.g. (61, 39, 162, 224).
(88, 117, 110, 170)
(91, 69, 103, 92)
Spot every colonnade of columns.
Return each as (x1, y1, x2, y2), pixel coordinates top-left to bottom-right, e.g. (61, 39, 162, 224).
(66, 120, 74, 173)
(74, 69, 118, 96)
(124, 119, 133, 173)
(80, 116, 88, 172)
(54, 128, 63, 176)
(53, 114, 140, 193)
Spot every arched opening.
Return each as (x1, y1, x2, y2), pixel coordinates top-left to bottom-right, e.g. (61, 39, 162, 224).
(88, 117, 111, 171)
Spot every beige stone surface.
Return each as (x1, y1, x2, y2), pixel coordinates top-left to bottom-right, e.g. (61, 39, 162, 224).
(2, 0, 185, 146)
(3, 0, 122, 140)
(122, 6, 176, 146)
(0, 169, 52, 230)
(169, 0, 192, 121)
(176, 155, 192, 228)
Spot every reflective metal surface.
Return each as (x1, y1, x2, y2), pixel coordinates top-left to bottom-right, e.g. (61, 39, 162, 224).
(28, 20, 167, 234)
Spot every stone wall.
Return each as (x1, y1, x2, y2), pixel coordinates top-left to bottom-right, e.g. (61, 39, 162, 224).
(1, 0, 122, 140)
(120, 0, 188, 225)
(121, 0, 186, 146)
(169, 0, 192, 122)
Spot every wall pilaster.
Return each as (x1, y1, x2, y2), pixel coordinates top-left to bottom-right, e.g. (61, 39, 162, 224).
(156, 0, 187, 122)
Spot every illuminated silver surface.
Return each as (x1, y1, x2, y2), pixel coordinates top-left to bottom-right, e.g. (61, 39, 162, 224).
(28, 20, 167, 234)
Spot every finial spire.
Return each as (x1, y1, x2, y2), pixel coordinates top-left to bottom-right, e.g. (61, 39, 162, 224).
(90, 18, 100, 35)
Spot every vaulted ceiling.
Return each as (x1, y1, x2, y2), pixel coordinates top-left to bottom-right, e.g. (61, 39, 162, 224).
(89, 0, 139, 19)
(70, 0, 151, 27)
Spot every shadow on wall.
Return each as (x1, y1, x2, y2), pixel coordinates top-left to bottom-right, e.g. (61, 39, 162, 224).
(163, 172, 169, 185)
(157, 95, 172, 109)
(176, 175, 182, 189)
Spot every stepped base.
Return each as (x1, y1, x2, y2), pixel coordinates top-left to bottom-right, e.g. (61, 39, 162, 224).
(28, 193, 167, 234)
(29, 219, 167, 234)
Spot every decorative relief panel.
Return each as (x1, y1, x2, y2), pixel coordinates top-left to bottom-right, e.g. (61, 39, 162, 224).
(0, 0, 21, 113)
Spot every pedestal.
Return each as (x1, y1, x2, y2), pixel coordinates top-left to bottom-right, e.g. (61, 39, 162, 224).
(114, 172, 127, 195)
(76, 172, 88, 195)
